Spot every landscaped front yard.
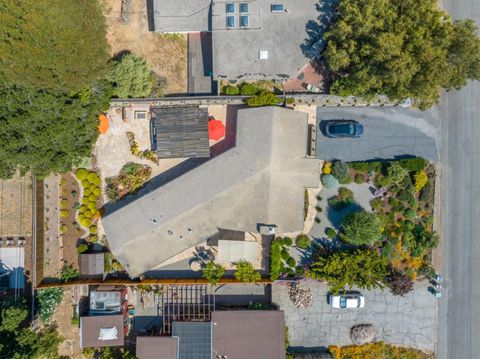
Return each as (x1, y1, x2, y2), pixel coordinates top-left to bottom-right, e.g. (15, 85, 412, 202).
(269, 157, 438, 296)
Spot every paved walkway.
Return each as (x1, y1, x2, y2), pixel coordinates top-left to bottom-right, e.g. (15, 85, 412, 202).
(272, 281, 437, 352)
(43, 175, 60, 277)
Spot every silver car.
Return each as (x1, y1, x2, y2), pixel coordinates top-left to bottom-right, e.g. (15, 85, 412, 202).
(328, 293, 365, 308)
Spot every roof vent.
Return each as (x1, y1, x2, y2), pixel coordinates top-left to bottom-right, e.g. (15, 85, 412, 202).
(99, 327, 118, 341)
(259, 50, 268, 60)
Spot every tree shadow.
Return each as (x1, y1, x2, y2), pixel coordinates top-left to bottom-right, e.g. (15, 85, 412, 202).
(326, 202, 362, 228)
(300, 0, 339, 60)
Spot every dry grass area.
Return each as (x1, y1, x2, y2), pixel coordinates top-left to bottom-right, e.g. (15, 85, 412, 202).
(0, 174, 32, 236)
(102, 0, 187, 94)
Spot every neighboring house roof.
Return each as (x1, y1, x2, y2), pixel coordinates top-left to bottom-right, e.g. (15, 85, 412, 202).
(136, 337, 179, 359)
(153, 106, 211, 159)
(212, 310, 285, 359)
(0, 247, 24, 289)
(80, 315, 124, 348)
(102, 107, 320, 276)
(211, 0, 319, 80)
(153, 0, 211, 32)
(172, 322, 213, 359)
(79, 253, 105, 278)
(216, 239, 258, 264)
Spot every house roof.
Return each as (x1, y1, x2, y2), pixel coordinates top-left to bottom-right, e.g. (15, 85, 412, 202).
(212, 310, 285, 359)
(80, 315, 124, 348)
(102, 107, 320, 276)
(89, 290, 122, 315)
(79, 253, 104, 278)
(172, 322, 212, 359)
(153, 106, 210, 159)
(216, 239, 258, 264)
(136, 337, 178, 359)
(153, 0, 211, 33)
(212, 0, 319, 80)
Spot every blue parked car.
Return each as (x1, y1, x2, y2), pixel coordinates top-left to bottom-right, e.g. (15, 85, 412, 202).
(324, 120, 364, 138)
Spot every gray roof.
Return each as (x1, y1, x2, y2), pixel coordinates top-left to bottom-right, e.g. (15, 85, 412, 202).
(212, 0, 318, 80)
(172, 322, 212, 359)
(153, 106, 210, 159)
(136, 337, 178, 359)
(212, 310, 285, 359)
(153, 0, 211, 33)
(79, 253, 105, 278)
(102, 107, 320, 276)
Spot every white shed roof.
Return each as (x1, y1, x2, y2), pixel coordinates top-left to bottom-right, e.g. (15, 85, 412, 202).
(216, 240, 258, 264)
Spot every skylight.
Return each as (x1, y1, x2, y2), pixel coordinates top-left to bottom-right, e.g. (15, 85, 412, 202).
(271, 4, 285, 12)
(240, 15, 249, 27)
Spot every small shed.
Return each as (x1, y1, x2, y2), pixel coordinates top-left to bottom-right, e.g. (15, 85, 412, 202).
(216, 240, 258, 264)
(152, 106, 210, 159)
(79, 253, 105, 279)
(136, 337, 178, 359)
(80, 315, 124, 348)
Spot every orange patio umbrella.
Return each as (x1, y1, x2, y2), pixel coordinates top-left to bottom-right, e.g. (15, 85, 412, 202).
(98, 114, 110, 134)
(208, 118, 225, 141)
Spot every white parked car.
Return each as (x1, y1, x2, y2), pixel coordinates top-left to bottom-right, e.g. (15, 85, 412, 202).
(328, 293, 365, 309)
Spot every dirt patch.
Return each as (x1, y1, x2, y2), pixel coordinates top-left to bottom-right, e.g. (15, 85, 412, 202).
(102, 0, 187, 94)
(52, 287, 81, 358)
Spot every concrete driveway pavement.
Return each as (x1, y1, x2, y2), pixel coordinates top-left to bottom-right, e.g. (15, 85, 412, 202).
(315, 107, 439, 162)
(273, 281, 437, 352)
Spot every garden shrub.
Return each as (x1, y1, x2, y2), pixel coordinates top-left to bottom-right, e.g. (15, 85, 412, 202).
(381, 241, 394, 260)
(315, 217, 321, 223)
(83, 210, 92, 218)
(387, 162, 408, 184)
(398, 157, 428, 171)
(37, 288, 64, 323)
(349, 161, 382, 173)
(59, 209, 69, 218)
(414, 171, 429, 192)
(281, 249, 289, 261)
(93, 187, 101, 196)
(370, 198, 383, 212)
(322, 161, 332, 174)
(87, 201, 96, 210)
(104, 252, 113, 272)
(270, 240, 283, 280)
(60, 224, 68, 234)
(331, 161, 350, 183)
(354, 174, 365, 184)
(282, 237, 293, 246)
(341, 210, 383, 245)
(240, 83, 260, 96)
(419, 182, 432, 202)
(245, 91, 282, 107)
(77, 243, 88, 254)
(89, 225, 97, 234)
(79, 205, 87, 213)
(235, 261, 261, 283)
(87, 172, 100, 184)
(223, 85, 240, 95)
(325, 227, 337, 239)
(60, 265, 79, 282)
(295, 234, 311, 249)
(83, 188, 91, 197)
(286, 97, 295, 105)
(286, 256, 296, 268)
(328, 342, 428, 359)
(76, 168, 88, 180)
(81, 197, 89, 205)
(90, 235, 98, 243)
(328, 187, 354, 210)
(202, 261, 225, 285)
(80, 218, 92, 227)
(60, 198, 69, 209)
(88, 194, 97, 202)
(295, 265, 305, 277)
(321, 174, 339, 189)
(375, 174, 391, 188)
(385, 270, 414, 296)
(405, 208, 416, 220)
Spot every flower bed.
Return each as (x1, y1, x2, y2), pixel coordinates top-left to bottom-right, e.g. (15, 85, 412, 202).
(105, 162, 152, 202)
(75, 168, 102, 243)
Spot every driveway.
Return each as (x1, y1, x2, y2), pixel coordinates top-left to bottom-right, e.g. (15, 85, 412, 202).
(272, 281, 437, 352)
(315, 107, 439, 162)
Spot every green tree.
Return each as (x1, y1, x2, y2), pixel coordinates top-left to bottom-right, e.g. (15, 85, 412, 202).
(235, 261, 261, 283)
(307, 249, 388, 293)
(0, 81, 111, 179)
(0, 300, 62, 358)
(37, 287, 64, 323)
(386, 162, 408, 184)
(322, 0, 480, 109)
(245, 91, 282, 107)
(341, 210, 383, 246)
(60, 264, 79, 282)
(108, 54, 157, 98)
(0, 0, 109, 92)
(202, 261, 225, 285)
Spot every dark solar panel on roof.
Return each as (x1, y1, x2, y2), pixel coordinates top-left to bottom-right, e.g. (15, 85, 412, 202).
(172, 322, 212, 359)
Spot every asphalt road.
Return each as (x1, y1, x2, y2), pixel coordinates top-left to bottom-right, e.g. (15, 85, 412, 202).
(436, 0, 480, 357)
(315, 107, 439, 161)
